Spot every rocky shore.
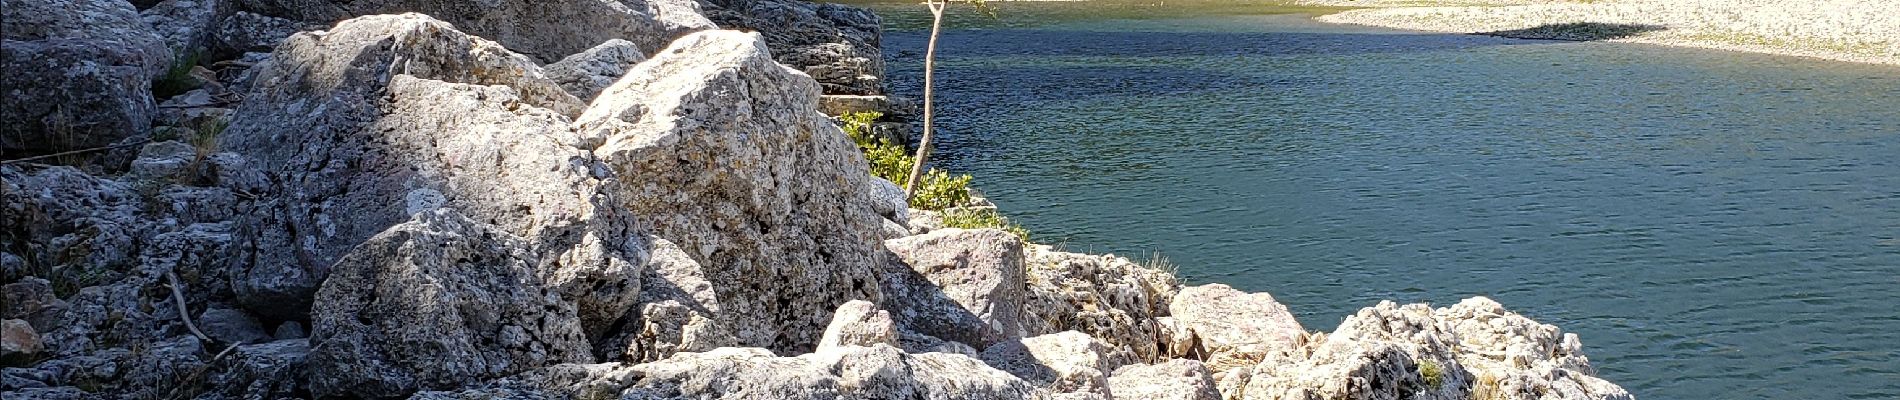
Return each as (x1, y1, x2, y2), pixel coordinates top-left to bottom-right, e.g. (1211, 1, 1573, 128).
(1306, 0, 1900, 66)
(3, 0, 1631, 399)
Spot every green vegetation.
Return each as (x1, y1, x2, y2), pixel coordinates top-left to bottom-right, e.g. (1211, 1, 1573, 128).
(152, 50, 202, 99)
(940, 207, 1029, 240)
(839, 111, 975, 211)
(1419, 359, 1446, 389)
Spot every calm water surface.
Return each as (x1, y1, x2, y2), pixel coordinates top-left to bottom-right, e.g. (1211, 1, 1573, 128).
(841, 1, 1900, 398)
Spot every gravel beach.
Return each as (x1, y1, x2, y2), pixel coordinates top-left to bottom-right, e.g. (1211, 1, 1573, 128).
(1303, 0, 1900, 66)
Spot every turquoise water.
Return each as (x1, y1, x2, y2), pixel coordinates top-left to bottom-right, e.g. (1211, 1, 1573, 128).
(845, 1, 1900, 398)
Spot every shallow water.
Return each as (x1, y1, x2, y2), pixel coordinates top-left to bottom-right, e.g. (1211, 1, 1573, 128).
(842, 1, 1900, 398)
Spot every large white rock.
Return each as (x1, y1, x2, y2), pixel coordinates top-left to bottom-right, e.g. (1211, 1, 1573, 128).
(307, 210, 592, 399)
(1232, 298, 1631, 400)
(414, 345, 1041, 399)
(818, 300, 898, 351)
(1108, 359, 1221, 400)
(584, 30, 894, 354)
(232, 0, 714, 61)
(979, 331, 1114, 396)
(882, 228, 1027, 350)
(1169, 283, 1307, 374)
(1022, 246, 1181, 363)
(220, 13, 617, 320)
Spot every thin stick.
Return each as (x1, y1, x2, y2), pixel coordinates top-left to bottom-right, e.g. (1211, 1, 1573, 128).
(1, 138, 151, 166)
(903, 0, 947, 199)
(166, 271, 215, 344)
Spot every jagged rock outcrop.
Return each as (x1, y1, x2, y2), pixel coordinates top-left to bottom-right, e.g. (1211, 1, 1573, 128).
(220, 13, 624, 320)
(544, 39, 649, 101)
(1109, 359, 1222, 400)
(202, 339, 311, 399)
(1022, 246, 1181, 364)
(818, 300, 899, 351)
(698, 0, 885, 95)
(980, 331, 1116, 397)
(417, 345, 1042, 399)
(1229, 298, 1631, 400)
(582, 30, 894, 354)
(1169, 283, 1307, 375)
(882, 228, 1028, 350)
(307, 210, 592, 399)
(208, 12, 314, 60)
(1, 0, 173, 157)
(141, 0, 231, 57)
(231, 0, 714, 62)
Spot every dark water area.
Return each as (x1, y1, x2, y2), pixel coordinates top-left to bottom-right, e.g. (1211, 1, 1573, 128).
(842, 1, 1900, 398)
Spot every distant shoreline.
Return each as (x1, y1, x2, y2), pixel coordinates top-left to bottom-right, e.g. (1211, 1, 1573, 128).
(1295, 0, 1900, 66)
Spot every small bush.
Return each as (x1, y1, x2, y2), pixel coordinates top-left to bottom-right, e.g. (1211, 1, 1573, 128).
(1419, 359, 1445, 389)
(941, 208, 1029, 241)
(152, 50, 202, 99)
(838, 111, 974, 210)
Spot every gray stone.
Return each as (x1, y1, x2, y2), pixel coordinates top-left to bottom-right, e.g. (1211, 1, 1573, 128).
(882, 228, 1026, 350)
(199, 307, 270, 345)
(817, 300, 898, 351)
(0, 278, 62, 330)
(544, 39, 648, 101)
(307, 209, 592, 399)
(140, 0, 229, 56)
(221, 13, 614, 320)
(1, 0, 172, 157)
(699, 0, 884, 95)
(208, 11, 312, 59)
(584, 30, 893, 354)
(1021, 246, 1181, 364)
(0, 166, 147, 294)
(1107, 360, 1220, 400)
(205, 339, 310, 400)
(232, 0, 714, 62)
(1, 320, 43, 366)
(273, 321, 306, 340)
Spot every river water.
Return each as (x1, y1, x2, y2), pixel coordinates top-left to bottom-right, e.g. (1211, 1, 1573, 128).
(838, 1, 1900, 398)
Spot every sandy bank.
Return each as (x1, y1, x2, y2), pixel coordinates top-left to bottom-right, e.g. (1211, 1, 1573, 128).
(1303, 0, 1900, 66)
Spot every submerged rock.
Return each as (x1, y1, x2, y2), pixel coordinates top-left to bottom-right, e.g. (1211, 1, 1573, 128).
(307, 210, 592, 399)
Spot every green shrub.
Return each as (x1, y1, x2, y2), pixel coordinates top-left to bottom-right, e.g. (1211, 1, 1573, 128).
(152, 50, 202, 99)
(839, 111, 974, 210)
(941, 208, 1029, 241)
(1419, 359, 1445, 389)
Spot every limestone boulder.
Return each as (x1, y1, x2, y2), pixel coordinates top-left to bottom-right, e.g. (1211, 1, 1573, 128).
(307, 210, 592, 399)
(208, 12, 313, 60)
(1022, 246, 1180, 363)
(203, 339, 311, 400)
(1, 0, 172, 157)
(1169, 283, 1306, 374)
(882, 228, 1027, 350)
(141, 0, 230, 57)
(979, 331, 1114, 396)
(544, 39, 648, 102)
(818, 300, 898, 351)
(1, 319, 43, 366)
(699, 0, 885, 95)
(420, 345, 1041, 399)
(232, 0, 714, 62)
(584, 30, 894, 354)
(1231, 298, 1631, 400)
(220, 13, 617, 320)
(1108, 359, 1221, 400)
